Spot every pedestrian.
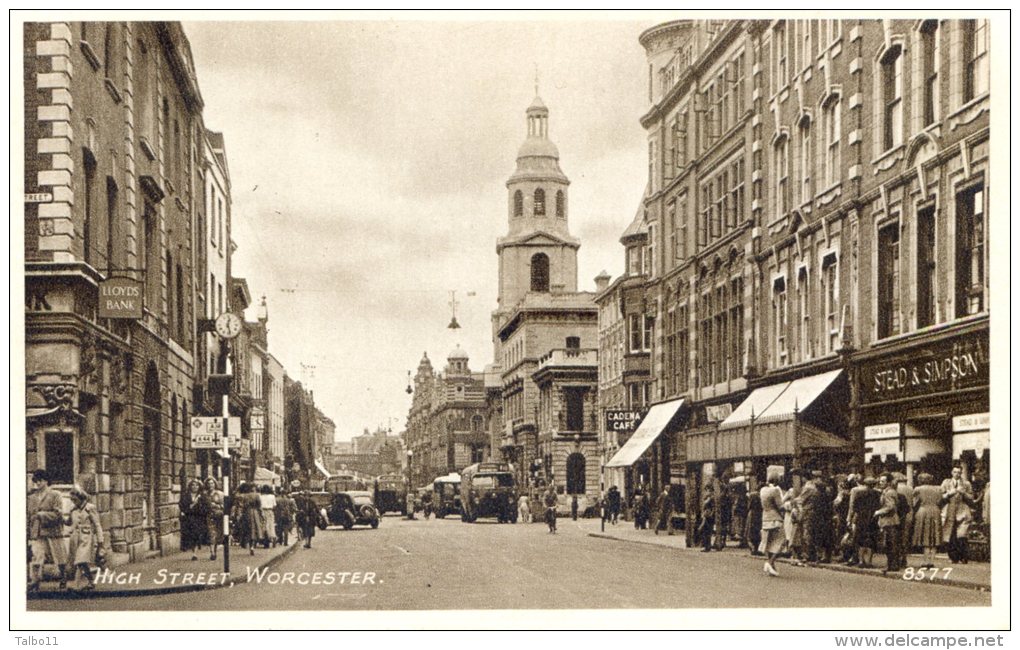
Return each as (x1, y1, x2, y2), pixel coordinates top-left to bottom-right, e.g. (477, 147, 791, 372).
(654, 487, 671, 536)
(874, 473, 902, 573)
(940, 466, 974, 564)
(699, 483, 716, 552)
(203, 477, 225, 561)
(745, 475, 763, 557)
(259, 484, 277, 548)
(570, 495, 579, 521)
(850, 477, 880, 568)
(715, 481, 732, 549)
(911, 472, 942, 568)
(517, 493, 531, 524)
(293, 488, 318, 549)
(833, 475, 853, 563)
(731, 479, 748, 548)
(607, 485, 621, 525)
(405, 491, 417, 520)
(543, 486, 558, 534)
(274, 487, 294, 545)
(799, 470, 826, 565)
(27, 469, 68, 592)
(67, 486, 105, 592)
(759, 465, 787, 577)
(634, 490, 650, 530)
(179, 479, 207, 561)
(781, 477, 803, 564)
(893, 473, 912, 570)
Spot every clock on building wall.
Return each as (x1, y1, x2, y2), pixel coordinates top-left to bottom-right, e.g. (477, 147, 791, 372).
(214, 312, 243, 339)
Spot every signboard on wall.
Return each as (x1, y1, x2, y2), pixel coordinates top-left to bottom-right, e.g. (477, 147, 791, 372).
(98, 278, 143, 319)
(604, 409, 644, 434)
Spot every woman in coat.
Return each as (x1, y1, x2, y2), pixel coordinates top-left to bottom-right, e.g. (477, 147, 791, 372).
(259, 485, 277, 548)
(243, 483, 266, 555)
(759, 466, 787, 576)
(274, 487, 294, 546)
(203, 477, 225, 561)
(745, 475, 763, 556)
(67, 487, 105, 591)
(911, 472, 943, 568)
(179, 479, 207, 560)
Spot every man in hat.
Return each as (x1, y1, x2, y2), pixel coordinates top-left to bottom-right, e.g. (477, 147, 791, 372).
(874, 473, 902, 572)
(894, 473, 913, 570)
(28, 469, 68, 591)
(799, 470, 827, 565)
(940, 466, 974, 563)
(852, 477, 881, 568)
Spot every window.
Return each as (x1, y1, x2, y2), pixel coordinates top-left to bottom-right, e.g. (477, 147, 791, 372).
(82, 149, 96, 266)
(142, 204, 156, 308)
(712, 174, 724, 238)
(106, 178, 118, 272)
(167, 250, 174, 336)
(774, 23, 788, 93)
(136, 40, 153, 145)
(678, 110, 689, 168)
(824, 96, 841, 187)
(678, 198, 688, 262)
(627, 245, 643, 276)
(643, 314, 655, 352)
(798, 266, 810, 360)
(648, 141, 655, 187)
(534, 188, 545, 216)
(773, 277, 788, 366)
(877, 222, 901, 339)
(699, 184, 710, 247)
(799, 120, 812, 204)
(667, 201, 677, 263)
(103, 23, 116, 78)
(801, 20, 813, 68)
(713, 285, 727, 383)
(881, 46, 903, 151)
(955, 185, 985, 317)
(729, 278, 743, 378)
(566, 336, 581, 350)
(513, 190, 523, 217)
(699, 292, 713, 385)
(532, 253, 550, 292)
(176, 262, 185, 343)
(920, 21, 939, 127)
(962, 20, 989, 103)
(173, 118, 181, 185)
(44, 431, 75, 485)
(916, 205, 936, 328)
(775, 137, 789, 216)
(734, 52, 746, 116)
(565, 390, 585, 432)
(729, 158, 744, 229)
(646, 224, 655, 277)
(556, 190, 565, 218)
(822, 253, 839, 352)
(822, 20, 842, 46)
(675, 303, 689, 393)
(209, 273, 216, 318)
(629, 314, 642, 353)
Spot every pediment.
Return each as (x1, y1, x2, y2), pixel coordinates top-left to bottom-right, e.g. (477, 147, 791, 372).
(498, 230, 580, 249)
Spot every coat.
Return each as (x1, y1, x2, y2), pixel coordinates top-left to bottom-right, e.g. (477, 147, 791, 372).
(912, 485, 943, 548)
(875, 487, 901, 528)
(30, 487, 65, 539)
(940, 477, 974, 542)
(68, 502, 104, 566)
(759, 485, 784, 528)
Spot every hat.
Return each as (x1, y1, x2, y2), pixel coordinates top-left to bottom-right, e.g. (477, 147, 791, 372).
(863, 477, 878, 486)
(69, 485, 90, 501)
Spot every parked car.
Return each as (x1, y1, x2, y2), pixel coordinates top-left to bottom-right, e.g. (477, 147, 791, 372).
(328, 491, 380, 529)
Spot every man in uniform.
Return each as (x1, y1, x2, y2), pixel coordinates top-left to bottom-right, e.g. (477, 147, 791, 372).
(28, 469, 68, 591)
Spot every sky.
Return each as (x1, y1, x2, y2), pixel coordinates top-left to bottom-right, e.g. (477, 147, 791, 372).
(183, 17, 653, 440)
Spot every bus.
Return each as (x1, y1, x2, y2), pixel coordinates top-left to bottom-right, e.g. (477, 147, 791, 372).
(374, 474, 408, 515)
(432, 473, 461, 518)
(460, 463, 517, 523)
(325, 473, 367, 493)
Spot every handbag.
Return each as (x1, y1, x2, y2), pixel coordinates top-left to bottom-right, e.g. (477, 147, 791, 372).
(95, 543, 109, 568)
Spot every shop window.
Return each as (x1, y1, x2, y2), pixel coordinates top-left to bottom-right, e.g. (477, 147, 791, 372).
(45, 431, 75, 485)
(877, 222, 901, 339)
(916, 205, 936, 328)
(955, 184, 985, 317)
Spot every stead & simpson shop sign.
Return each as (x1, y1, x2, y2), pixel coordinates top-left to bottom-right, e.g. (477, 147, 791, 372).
(860, 330, 988, 404)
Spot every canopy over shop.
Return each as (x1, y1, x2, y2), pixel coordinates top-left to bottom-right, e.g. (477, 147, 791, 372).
(605, 398, 687, 496)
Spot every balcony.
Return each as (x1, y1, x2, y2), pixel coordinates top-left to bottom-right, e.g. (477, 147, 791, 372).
(537, 348, 598, 369)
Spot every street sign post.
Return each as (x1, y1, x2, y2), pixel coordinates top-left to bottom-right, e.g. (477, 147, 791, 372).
(190, 416, 242, 449)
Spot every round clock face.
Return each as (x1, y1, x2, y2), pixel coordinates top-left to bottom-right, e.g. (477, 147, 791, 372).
(215, 312, 242, 339)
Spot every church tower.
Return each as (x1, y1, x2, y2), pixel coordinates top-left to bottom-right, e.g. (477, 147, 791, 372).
(493, 96, 581, 353)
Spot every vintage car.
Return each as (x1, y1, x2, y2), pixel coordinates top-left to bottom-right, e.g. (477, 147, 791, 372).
(328, 490, 381, 529)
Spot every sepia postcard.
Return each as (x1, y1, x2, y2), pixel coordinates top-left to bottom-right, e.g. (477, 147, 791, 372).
(10, 9, 1010, 635)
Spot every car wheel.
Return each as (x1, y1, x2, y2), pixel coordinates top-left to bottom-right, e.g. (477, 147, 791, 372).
(371, 518, 379, 529)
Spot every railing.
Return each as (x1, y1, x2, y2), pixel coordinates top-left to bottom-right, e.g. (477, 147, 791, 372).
(537, 348, 598, 368)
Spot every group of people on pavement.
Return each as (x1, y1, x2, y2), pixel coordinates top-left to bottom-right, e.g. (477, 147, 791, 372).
(26, 471, 331, 593)
(679, 464, 985, 577)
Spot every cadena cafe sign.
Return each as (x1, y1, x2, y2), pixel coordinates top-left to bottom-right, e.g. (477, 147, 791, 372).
(98, 278, 143, 319)
(860, 331, 988, 404)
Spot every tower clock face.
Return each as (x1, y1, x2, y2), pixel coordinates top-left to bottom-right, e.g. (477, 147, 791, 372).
(214, 312, 242, 339)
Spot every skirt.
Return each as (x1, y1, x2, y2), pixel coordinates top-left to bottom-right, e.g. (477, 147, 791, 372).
(760, 524, 786, 555)
(912, 506, 942, 548)
(262, 510, 276, 540)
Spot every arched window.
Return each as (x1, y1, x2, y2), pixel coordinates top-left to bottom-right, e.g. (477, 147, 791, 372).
(566, 453, 586, 495)
(556, 190, 565, 217)
(513, 190, 523, 217)
(530, 253, 550, 292)
(534, 188, 546, 216)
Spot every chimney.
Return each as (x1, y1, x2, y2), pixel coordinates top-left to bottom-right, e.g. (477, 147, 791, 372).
(594, 270, 611, 293)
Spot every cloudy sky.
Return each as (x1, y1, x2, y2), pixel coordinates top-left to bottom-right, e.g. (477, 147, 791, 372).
(184, 16, 653, 440)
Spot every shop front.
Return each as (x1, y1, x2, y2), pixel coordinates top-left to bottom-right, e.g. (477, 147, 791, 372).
(855, 318, 989, 485)
(605, 398, 687, 503)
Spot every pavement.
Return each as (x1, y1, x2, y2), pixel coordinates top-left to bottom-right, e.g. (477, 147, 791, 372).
(578, 518, 991, 592)
(27, 535, 301, 599)
(28, 515, 992, 612)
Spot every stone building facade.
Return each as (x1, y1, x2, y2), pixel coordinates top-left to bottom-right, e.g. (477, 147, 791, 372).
(24, 21, 207, 562)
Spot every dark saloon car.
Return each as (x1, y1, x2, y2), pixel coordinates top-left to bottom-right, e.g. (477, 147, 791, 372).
(328, 491, 381, 529)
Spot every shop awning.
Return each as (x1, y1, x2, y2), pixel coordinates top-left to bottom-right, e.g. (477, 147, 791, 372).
(721, 369, 843, 429)
(313, 459, 332, 478)
(605, 398, 685, 468)
(253, 467, 280, 485)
